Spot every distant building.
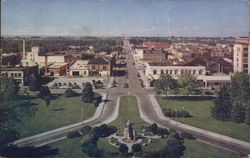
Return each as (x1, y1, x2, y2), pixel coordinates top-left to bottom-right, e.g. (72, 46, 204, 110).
(68, 60, 89, 77)
(2, 53, 21, 66)
(143, 42, 170, 50)
(145, 61, 206, 87)
(88, 57, 111, 77)
(233, 34, 250, 74)
(1, 65, 39, 86)
(48, 63, 68, 77)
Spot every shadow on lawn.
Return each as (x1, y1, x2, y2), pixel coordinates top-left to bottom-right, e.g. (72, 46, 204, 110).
(162, 96, 215, 101)
(2, 145, 59, 158)
(52, 108, 66, 111)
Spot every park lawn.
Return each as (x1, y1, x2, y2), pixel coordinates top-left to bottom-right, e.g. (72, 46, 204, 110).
(46, 95, 239, 158)
(109, 96, 149, 132)
(157, 96, 250, 142)
(17, 96, 96, 138)
(45, 137, 88, 158)
(183, 139, 240, 158)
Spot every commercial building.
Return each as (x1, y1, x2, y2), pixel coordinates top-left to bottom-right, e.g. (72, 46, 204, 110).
(88, 57, 111, 77)
(233, 34, 250, 74)
(68, 60, 89, 77)
(1, 65, 39, 86)
(48, 63, 68, 77)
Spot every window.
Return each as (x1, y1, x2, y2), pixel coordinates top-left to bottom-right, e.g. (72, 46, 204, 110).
(243, 64, 248, 68)
(193, 70, 196, 75)
(161, 70, 164, 74)
(103, 65, 107, 70)
(181, 70, 184, 75)
(84, 71, 86, 75)
(170, 70, 172, 74)
(199, 70, 203, 75)
(243, 53, 248, 57)
(244, 69, 248, 73)
(18, 73, 22, 77)
(92, 65, 95, 70)
(166, 70, 169, 74)
(153, 70, 157, 74)
(174, 70, 178, 74)
(243, 48, 248, 52)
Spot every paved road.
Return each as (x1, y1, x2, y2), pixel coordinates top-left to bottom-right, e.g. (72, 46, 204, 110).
(123, 39, 250, 154)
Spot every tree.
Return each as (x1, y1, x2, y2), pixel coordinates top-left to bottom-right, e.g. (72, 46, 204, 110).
(148, 123, 158, 134)
(231, 73, 250, 105)
(154, 74, 178, 96)
(231, 103, 246, 123)
(0, 76, 35, 151)
(245, 103, 250, 125)
(160, 137, 185, 158)
(82, 82, 94, 103)
(211, 86, 232, 121)
(93, 124, 117, 138)
(38, 86, 51, 100)
(132, 144, 142, 153)
(178, 74, 201, 95)
(119, 144, 128, 154)
(64, 88, 77, 97)
(82, 140, 103, 157)
(28, 75, 41, 91)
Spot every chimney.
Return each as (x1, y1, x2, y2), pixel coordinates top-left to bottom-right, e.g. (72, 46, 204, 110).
(45, 55, 48, 76)
(23, 39, 26, 60)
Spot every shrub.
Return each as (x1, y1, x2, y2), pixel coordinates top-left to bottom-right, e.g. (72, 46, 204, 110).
(132, 144, 142, 153)
(67, 131, 81, 138)
(180, 133, 196, 140)
(64, 88, 77, 97)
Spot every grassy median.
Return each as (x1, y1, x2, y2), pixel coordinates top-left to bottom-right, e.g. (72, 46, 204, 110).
(157, 96, 250, 142)
(45, 96, 240, 158)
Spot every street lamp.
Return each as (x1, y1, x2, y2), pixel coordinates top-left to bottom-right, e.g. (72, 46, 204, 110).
(82, 107, 84, 126)
(175, 108, 178, 125)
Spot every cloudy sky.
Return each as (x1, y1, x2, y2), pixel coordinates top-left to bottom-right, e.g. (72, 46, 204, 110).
(1, 0, 250, 37)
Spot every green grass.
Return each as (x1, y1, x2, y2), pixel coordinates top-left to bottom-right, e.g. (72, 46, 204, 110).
(183, 139, 240, 158)
(17, 96, 96, 138)
(45, 137, 88, 158)
(109, 96, 148, 132)
(45, 95, 239, 158)
(157, 96, 250, 142)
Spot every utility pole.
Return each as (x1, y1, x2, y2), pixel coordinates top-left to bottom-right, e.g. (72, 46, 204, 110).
(82, 107, 84, 126)
(175, 108, 178, 125)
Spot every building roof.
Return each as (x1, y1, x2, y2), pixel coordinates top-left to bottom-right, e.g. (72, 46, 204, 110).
(148, 61, 173, 66)
(89, 57, 109, 65)
(69, 60, 89, 70)
(143, 42, 170, 49)
(183, 57, 208, 67)
(48, 62, 68, 69)
(216, 58, 233, 67)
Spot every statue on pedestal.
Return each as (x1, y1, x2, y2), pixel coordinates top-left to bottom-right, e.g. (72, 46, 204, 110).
(123, 120, 136, 142)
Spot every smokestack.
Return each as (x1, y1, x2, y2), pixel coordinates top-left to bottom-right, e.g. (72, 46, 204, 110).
(23, 39, 26, 60)
(45, 55, 48, 76)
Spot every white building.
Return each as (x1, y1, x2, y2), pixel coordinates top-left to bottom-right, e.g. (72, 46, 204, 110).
(68, 60, 89, 77)
(145, 61, 230, 89)
(21, 46, 65, 68)
(233, 34, 250, 74)
(133, 46, 146, 60)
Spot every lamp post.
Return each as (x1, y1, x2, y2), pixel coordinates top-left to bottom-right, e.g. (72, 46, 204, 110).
(175, 108, 178, 125)
(82, 107, 84, 126)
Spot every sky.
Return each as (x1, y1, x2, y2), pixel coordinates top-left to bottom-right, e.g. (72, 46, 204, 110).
(1, 0, 250, 37)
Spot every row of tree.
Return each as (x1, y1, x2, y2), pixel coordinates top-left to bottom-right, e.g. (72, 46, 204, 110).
(0, 76, 36, 153)
(211, 73, 250, 124)
(154, 74, 202, 96)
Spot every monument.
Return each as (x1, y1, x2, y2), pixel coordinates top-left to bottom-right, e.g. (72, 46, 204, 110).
(123, 120, 136, 142)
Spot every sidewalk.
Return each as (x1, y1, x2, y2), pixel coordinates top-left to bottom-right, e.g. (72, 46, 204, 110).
(148, 94, 250, 150)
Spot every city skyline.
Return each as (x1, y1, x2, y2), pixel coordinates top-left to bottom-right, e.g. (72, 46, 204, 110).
(1, 0, 250, 37)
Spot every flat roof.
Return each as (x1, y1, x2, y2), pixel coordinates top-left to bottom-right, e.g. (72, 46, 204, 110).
(69, 60, 89, 70)
(49, 62, 68, 69)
